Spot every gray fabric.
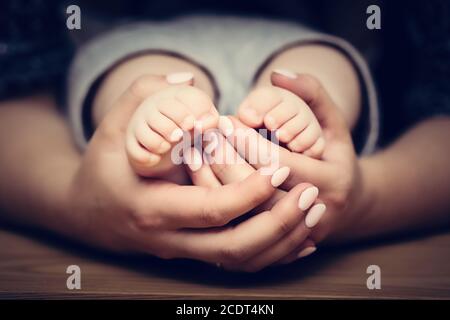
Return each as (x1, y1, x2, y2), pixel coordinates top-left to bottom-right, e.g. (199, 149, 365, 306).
(68, 15, 379, 154)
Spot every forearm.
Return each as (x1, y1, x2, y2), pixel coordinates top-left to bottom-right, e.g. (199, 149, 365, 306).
(339, 117, 450, 241)
(0, 95, 80, 234)
(255, 44, 361, 128)
(92, 54, 216, 127)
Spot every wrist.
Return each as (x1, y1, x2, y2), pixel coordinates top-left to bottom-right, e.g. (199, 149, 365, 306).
(328, 157, 379, 243)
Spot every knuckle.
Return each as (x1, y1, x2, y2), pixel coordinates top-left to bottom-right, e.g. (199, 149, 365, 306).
(244, 181, 270, 206)
(130, 75, 154, 98)
(286, 231, 302, 250)
(219, 244, 247, 265)
(129, 201, 164, 230)
(200, 190, 227, 227)
(268, 210, 292, 236)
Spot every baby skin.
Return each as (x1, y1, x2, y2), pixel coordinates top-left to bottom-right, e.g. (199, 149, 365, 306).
(126, 85, 219, 178)
(126, 82, 327, 182)
(238, 86, 325, 158)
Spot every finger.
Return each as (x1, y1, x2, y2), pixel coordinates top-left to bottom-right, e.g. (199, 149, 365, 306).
(107, 73, 193, 125)
(275, 238, 317, 265)
(275, 113, 310, 144)
(238, 87, 282, 128)
(184, 147, 222, 188)
(227, 116, 332, 189)
(208, 132, 255, 184)
(271, 72, 349, 140)
(158, 99, 196, 131)
(136, 166, 290, 229)
(234, 186, 321, 272)
(175, 87, 219, 132)
(145, 111, 184, 143)
(134, 120, 171, 154)
(264, 101, 299, 131)
(303, 136, 325, 159)
(287, 121, 322, 153)
(170, 183, 314, 266)
(125, 132, 161, 174)
(205, 132, 287, 212)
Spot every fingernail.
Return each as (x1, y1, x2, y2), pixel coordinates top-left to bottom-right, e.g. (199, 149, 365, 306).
(194, 120, 203, 131)
(218, 116, 234, 137)
(240, 108, 262, 125)
(184, 148, 202, 171)
(158, 141, 171, 153)
(170, 128, 184, 142)
(264, 115, 277, 130)
(181, 115, 196, 131)
(273, 69, 297, 79)
(298, 186, 319, 211)
(147, 153, 161, 166)
(270, 166, 290, 187)
(305, 203, 326, 228)
(166, 72, 194, 84)
(275, 129, 285, 141)
(297, 246, 317, 258)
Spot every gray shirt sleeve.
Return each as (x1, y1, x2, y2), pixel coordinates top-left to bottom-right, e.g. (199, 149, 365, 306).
(67, 15, 379, 154)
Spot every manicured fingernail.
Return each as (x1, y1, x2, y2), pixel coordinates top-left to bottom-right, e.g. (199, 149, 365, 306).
(273, 69, 297, 79)
(170, 128, 184, 142)
(218, 116, 234, 136)
(298, 186, 319, 211)
(305, 203, 326, 228)
(166, 72, 194, 84)
(270, 166, 290, 187)
(184, 148, 202, 171)
(297, 246, 317, 258)
(181, 115, 195, 131)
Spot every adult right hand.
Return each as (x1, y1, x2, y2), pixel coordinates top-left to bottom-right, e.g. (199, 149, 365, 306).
(66, 74, 308, 271)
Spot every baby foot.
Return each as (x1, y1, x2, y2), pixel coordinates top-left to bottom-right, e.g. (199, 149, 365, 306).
(126, 85, 219, 177)
(238, 86, 325, 158)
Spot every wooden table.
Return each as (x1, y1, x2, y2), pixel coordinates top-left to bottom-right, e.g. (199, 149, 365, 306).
(1, 227, 449, 299)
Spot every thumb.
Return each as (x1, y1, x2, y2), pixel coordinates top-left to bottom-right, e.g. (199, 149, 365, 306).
(105, 72, 194, 128)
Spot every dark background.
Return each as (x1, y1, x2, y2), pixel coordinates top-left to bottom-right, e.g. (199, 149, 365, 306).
(1, 0, 449, 146)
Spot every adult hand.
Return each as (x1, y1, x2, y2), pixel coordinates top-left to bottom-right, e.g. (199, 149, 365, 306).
(66, 74, 317, 271)
(186, 131, 324, 270)
(214, 72, 363, 261)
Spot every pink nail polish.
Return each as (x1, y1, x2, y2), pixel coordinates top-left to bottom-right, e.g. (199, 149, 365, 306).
(170, 128, 184, 142)
(297, 246, 317, 258)
(273, 69, 297, 79)
(166, 72, 194, 84)
(270, 166, 290, 187)
(305, 203, 326, 228)
(298, 186, 319, 211)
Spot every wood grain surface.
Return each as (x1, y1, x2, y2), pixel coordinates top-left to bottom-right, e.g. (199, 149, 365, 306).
(0, 227, 449, 299)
